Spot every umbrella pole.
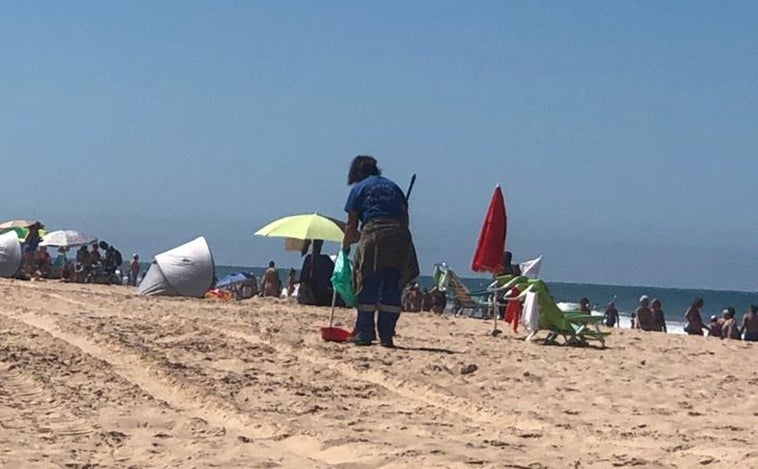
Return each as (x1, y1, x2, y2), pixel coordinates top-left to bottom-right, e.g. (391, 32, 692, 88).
(491, 276, 501, 336)
(328, 288, 337, 328)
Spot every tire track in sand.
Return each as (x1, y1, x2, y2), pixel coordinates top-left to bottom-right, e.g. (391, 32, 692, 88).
(5, 310, 335, 468)
(205, 320, 544, 433)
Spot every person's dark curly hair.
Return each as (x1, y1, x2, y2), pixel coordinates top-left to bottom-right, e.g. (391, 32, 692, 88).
(348, 155, 381, 184)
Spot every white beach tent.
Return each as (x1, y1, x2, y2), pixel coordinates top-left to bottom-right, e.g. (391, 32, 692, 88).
(0, 231, 22, 278)
(138, 236, 215, 298)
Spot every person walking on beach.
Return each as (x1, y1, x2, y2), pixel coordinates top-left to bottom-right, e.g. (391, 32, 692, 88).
(261, 261, 281, 297)
(604, 302, 620, 327)
(342, 155, 419, 347)
(635, 295, 655, 330)
(684, 297, 707, 336)
(741, 305, 758, 342)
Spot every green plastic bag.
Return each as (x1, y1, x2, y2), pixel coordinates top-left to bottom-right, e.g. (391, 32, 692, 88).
(331, 249, 357, 307)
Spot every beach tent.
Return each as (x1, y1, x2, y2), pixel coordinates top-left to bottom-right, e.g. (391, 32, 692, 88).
(0, 231, 22, 278)
(138, 236, 215, 298)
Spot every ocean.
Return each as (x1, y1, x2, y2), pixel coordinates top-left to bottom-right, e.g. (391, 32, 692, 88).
(208, 264, 758, 334)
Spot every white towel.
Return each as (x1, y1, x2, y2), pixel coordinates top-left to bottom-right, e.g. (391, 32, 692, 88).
(519, 255, 543, 278)
(522, 291, 540, 331)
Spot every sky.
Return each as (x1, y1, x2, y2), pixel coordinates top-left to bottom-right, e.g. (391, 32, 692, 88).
(1, 1, 757, 291)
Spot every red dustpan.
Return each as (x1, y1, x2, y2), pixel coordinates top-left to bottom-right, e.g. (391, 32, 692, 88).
(321, 289, 352, 342)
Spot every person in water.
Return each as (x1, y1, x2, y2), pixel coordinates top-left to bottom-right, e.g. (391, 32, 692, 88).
(342, 155, 419, 347)
(579, 297, 592, 314)
(684, 297, 707, 336)
(604, 302, 620, 327)
(741, 305, 758, 342)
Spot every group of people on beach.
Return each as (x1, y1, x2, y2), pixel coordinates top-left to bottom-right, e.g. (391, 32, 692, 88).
(601, 295, 758, 341)
(14, 222, 140, 286)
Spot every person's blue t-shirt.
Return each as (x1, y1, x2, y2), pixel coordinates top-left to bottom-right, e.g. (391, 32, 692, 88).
(344, 175, 407, 225)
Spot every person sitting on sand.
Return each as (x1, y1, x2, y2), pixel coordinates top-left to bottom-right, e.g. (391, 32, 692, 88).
(708, 315, 723, 338)
(635, 295, 655, 331)
(604, 302, 619, 327)
(34, 246, 52, 278)
(261, 261, 281, 297)
(298, 240, 337, 306)
(721, 307, 741, 340)
(741, 305, 758, 342)
(684, 297, 707, 336)
(650, 298, 667, 333)
(421, 288, 433, 312)
(431, 287, 447, 314)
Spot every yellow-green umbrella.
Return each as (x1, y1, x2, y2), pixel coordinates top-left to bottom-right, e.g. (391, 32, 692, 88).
(254, 213, 345, 242)
(0, 219, 36, 230)
(0, 226, 47, 242)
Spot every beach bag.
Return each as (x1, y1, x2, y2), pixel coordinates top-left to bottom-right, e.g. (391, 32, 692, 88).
(331, 249, 357, 307)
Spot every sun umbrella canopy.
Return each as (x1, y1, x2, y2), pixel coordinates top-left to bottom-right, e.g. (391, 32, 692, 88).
(471, 186, 507, 273)
(40, 230, 97, 248)
(0, 220, 36, 230)
(255, 213, 345, 242)
(0, 226, 48, 242)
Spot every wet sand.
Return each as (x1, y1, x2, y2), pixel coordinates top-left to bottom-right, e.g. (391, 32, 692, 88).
(1, 278, 756, 468)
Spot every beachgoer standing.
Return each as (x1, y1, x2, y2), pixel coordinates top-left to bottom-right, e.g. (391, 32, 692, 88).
(741, 305, 758, 342)
(579, 297, 592, 314)
(649, 298, 667, 333)
(604, 302, 620, 327)
(128, 254, 140, 286)
(287, 268, 297, 298)
(342, 155, 419, 347)
(684, 297, 707, 336)
(261, 261, 281, 297)
(23, 222, 43, 277)
(635, 295, 655, 331)
(721, 307, 741, 340)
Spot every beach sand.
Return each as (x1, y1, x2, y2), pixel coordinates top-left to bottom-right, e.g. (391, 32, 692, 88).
(1, 279, 756, 468)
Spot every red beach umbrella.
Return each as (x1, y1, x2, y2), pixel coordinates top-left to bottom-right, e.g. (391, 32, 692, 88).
(471, 185, 507, 274)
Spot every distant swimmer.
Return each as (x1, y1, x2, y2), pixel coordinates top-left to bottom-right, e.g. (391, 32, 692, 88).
(742, 305, 758, 342)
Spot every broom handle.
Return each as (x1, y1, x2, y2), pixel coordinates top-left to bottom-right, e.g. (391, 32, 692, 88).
(328, 288, 337, 327)
(406, 174, 416, 202)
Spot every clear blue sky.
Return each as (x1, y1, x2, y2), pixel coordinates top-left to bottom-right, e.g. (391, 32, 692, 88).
(2, 1, 757, 290)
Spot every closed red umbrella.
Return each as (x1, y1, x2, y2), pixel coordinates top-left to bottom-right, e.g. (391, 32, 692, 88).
(471, 186, 507, 273)
(471, 185, 507, 336)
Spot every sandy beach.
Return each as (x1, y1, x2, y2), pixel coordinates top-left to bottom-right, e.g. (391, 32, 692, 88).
(1, 279, 757, 468)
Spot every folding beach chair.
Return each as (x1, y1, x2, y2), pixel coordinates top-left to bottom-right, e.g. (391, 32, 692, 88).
(493, 275, 609, 347)
(433, 263, 485, 316)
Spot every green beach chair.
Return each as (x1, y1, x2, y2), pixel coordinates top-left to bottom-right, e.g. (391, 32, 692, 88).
(495, 275, 610, 347)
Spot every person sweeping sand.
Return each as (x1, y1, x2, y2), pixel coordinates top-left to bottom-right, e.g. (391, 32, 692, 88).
(341, 155, 419, 347)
